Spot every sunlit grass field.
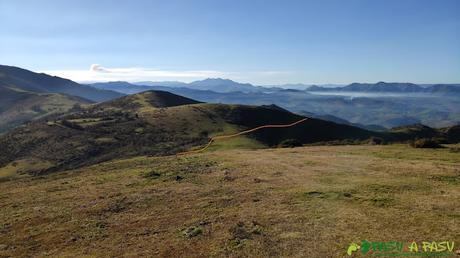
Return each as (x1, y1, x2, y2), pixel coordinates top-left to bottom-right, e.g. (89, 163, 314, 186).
(0, 144, 459, 257)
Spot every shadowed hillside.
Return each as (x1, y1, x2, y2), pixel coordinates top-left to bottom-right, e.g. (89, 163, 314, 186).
(0, 65, 123, 102)
(0, 84, 91, 133)
(0, 65, 125, 133)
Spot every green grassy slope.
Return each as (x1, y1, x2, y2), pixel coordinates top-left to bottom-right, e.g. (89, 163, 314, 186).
(97, 90, 201, 111)
(0, 85, 91, 133)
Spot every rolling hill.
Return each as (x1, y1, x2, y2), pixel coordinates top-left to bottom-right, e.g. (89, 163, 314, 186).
(0, 84, 92, 133)
(0, 90, 384, 175)
(97, 90, 201, 111)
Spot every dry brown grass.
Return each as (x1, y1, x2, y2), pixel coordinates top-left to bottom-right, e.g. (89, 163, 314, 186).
(0, 144, 459, 257)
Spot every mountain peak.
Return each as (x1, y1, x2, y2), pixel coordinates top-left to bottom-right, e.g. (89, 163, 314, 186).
(202, 77, 230, 81)
(187, 78, 257, 93)
(192, 78, 244, 84)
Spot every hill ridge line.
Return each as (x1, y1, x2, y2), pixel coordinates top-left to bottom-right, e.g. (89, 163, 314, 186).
(177, 117, 309, 155)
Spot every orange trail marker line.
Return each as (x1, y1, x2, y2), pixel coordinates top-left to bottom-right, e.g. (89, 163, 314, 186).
(176, 117, 309, 155)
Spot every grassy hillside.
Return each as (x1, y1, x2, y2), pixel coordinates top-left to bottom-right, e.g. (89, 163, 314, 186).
(0, 85, 91, 133)
(97, 90, 201, 111)
(0, 90, 383, 175)
(0, 144, 458, 257)
(0, 65, 126, 133)
(0, 65, 124, 102)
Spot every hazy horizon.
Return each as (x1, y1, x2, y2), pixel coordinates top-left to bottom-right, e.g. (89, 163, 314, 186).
(74, 76, 459, 88)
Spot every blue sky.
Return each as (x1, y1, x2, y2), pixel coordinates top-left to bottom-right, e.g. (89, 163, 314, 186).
(1, 0, 459, 84)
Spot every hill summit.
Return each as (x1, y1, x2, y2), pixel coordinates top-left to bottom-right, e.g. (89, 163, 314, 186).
(0, 90, 380, 174)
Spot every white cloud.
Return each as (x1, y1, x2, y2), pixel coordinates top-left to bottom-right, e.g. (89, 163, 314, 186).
(40, 64, 294, 84)
(89, 64, 109, 73)
(42, 64, 228, 83)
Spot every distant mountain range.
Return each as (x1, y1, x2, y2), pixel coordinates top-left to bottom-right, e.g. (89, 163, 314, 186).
(134, 81, 188, 88)
(188, 78, 258, 92)
(91, 79, 460, 95)
(307, 82, 460, 94)
(130, 78, 260, 93)
(90, 81, 157, 94)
